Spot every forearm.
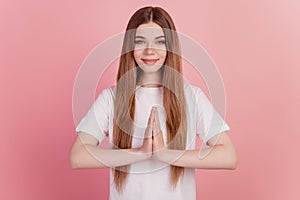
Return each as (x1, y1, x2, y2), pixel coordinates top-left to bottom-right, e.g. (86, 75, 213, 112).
(155, 145, 238, 169)
(71, 144, 149, 169)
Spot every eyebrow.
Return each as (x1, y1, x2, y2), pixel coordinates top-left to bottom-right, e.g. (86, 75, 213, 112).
(135, 36, 165, 39)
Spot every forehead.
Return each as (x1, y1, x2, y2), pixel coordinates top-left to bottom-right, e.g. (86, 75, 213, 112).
(135, 22, 165, 39)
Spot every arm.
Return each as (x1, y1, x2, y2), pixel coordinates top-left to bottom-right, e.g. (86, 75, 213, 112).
(69, 132, 151, 169)
(69, 107, 156, 169)
(154, 131, 238, 169)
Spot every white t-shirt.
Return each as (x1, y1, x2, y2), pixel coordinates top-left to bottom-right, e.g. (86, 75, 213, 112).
(75, 83, 230, 200)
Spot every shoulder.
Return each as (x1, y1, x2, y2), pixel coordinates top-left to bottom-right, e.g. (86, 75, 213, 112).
(98, 85, 116, 99)
(183, 82, 204, 96)
(94, 85, 116, 108)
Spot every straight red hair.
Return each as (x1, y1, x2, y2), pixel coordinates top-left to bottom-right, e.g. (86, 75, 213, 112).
(112, 6, 187, 193)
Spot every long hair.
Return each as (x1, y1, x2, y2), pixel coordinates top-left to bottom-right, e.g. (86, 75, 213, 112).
(112, 6, 187, 193)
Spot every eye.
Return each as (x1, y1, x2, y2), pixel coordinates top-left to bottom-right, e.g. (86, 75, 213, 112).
(134, 40, 145, 44)
(157, 40, 166, 45)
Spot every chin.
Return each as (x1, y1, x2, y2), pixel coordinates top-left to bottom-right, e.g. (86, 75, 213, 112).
(139, 65, 164, 73)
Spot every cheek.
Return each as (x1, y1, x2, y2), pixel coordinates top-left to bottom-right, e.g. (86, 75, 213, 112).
(133, 49, 142, 58)
(133, 51, 139, 61)
(133, 51, 142, 65)
(159, 51, 167, 61)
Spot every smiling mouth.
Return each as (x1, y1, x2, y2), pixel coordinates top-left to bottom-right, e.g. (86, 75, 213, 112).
(142, 59, 158, 64)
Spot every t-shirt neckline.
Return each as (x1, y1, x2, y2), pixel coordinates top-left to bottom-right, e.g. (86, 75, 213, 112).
(136, 86, 163, 93)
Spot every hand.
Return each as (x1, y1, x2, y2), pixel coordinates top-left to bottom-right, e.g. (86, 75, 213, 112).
(152, 107, 166, 156)
(138, 107, 155, 158)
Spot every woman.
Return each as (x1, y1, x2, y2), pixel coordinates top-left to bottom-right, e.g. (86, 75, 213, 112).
(69, 6, 238, 200)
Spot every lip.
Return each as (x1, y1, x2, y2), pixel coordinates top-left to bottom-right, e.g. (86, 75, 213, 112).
(142, 59, 159, 64)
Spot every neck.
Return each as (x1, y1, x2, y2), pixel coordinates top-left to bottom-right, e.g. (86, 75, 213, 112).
(137, 70, 163, 88)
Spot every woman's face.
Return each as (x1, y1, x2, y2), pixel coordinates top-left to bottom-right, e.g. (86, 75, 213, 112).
(133, 22, 167, 74)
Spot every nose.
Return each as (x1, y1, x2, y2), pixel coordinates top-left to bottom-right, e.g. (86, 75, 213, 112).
(144, 48, 155, 55)
(144, 44, 155, 55)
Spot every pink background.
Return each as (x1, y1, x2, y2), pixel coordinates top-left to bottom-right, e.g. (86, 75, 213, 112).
(1, 0, 299, 200)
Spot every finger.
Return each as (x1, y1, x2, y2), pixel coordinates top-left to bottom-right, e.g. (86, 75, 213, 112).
(153, 114, 158, 135)
(155, 108, 161, 128)
(146, 109, 155, 140)
(154, 131, 164, 146)
(153, 117, 159, 135)
(147, 107, 155, 127)
(153, 110, 161, 136)
(145, 126, 152, 138)
(150, 107, 155, 127)
(151, 107, 158, 138)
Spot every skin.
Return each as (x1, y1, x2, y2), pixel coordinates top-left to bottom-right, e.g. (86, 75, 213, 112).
(133, 22, 167, 87)
(69, 22, 238, 170)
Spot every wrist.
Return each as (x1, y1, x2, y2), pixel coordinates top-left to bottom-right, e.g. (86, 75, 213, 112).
(153, 148, 167, 161)
(135, 147, 152, 159)
(154, 148, 184, 164)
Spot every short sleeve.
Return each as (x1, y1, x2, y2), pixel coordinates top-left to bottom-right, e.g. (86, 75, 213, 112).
(75, 88, 111, 143)
(195, 88, 230, 145)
